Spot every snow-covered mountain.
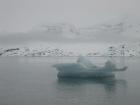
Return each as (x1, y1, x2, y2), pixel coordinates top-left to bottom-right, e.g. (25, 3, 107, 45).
(0, 43, 140, 57)
(30, 23, 80, 39)
(0, 16, 140, 57)
(79, 16, 140, 43)
(0, 47, 78, 57)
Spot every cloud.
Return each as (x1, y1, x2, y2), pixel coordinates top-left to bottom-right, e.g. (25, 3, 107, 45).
(0, 17, 140, 46)
(0, 23, 80, 45)
(79, 16, 140, 43)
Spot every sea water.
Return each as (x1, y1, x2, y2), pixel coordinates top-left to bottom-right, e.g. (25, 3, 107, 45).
(0, 57, 140, 105)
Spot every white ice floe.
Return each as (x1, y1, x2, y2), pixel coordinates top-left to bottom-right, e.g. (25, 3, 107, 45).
(54, 56, 127, 78)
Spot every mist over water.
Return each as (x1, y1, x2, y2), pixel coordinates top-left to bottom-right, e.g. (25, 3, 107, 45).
(0, 0, 140, 104)
(0, 57, 140, 105)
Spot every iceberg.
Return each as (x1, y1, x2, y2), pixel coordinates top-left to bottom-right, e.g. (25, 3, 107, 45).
(53, 56, 127, 78)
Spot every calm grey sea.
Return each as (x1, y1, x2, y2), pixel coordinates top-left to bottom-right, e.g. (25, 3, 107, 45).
(0, 57, 140, 105)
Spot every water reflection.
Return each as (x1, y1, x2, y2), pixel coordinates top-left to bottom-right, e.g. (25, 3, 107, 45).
(55, 76, 127, 105)
(57, 76, 127, 93)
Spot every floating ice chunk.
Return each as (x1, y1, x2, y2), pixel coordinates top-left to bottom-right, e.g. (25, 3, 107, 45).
(77, 56, 97, 69)
(53, 56, 127, 78)
(105, 61, 116, 69)
(103, 60, 127, 72)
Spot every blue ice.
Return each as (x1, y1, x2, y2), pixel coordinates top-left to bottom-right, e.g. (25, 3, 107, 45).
(54, 56, 127, 78)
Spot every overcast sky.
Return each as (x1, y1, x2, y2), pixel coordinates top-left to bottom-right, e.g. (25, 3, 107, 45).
(0, 0, 140, 45)
(0, 0, 140, 32)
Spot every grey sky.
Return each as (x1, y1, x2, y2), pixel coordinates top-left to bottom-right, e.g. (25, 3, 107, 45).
(0, 0, 140, 45)
(0, 0, 139, 32)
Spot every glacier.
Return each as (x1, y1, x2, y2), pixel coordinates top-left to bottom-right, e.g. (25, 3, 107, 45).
(54, 56, 127, 78)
